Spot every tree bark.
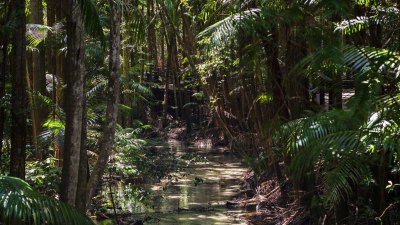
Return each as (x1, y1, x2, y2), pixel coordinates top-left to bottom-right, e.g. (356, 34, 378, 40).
(284, 27, 309, 119)
(121, 44, 131, 127)
(10, 0, 27, 179)
(262, 26, 290, 121)
(181, 7, 195, 129)
(161, 20, 169, 125)
(75, 94, 88, 212)
(86, 0, 121, 209)
(166, 23, 179, 119)
(0, 0, 10, 163)
(0, 38, 7, 167)
(46, 0, 64, 167)
(30, 0, 47, 159)
(60, 0, 85, 206)
(147, 0, 158, 78)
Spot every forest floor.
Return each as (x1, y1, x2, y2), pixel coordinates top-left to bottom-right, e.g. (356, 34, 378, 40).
(160, 123, 306, 225)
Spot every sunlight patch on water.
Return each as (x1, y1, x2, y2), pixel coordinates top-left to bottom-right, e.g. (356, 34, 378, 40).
(101, 141, 249, 224)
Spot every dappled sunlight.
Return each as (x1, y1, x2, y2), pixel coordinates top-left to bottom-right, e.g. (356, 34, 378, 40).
(99, 141, 249, 224)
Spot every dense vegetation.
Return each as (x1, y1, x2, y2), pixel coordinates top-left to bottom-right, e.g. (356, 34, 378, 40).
(0, 0, 399, 224)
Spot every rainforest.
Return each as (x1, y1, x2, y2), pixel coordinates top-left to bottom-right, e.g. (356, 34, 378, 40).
(0, 0, 400, 224)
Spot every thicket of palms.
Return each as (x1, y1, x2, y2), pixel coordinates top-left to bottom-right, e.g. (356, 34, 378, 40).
(198, 0, 400, 223)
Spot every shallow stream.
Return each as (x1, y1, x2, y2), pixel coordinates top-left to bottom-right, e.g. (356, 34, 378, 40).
(103, 141, 250, 224)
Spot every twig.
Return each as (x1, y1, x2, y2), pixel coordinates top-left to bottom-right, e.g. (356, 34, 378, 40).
(321, 214, 327, 225)
(377, 202, 398, 221)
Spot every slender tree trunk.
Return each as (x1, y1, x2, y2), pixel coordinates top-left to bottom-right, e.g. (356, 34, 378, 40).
(47, 0, 64, 166)
(166, 26, 179, 119)
(161, 22, 169, 125)
(284, 27, 309, 119)
(147, 0, 158, 78)
(10, 0, 27, 179)
(86, 1, 121, 209)
(30, 0, 47, 159)
(0, 0, 10, 163)
(329, 77, 343, 109)
(260, 26, 288, 185)
(181, 7, 195, 130)
(76, 86, 88, 212)
(0, 39, 7, 167)
(60, 0, 85, 206)
(121, 45, 131, 128)
(262, 26, 290, 121)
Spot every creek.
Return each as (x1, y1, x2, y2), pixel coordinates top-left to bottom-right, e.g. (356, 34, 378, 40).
(100, 140, 250, 224)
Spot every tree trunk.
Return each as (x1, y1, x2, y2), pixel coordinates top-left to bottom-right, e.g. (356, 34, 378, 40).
(260, 25, 288, 186)
(86, 0, 121, 209)
(76, 86, 88, 212)
(262, 26, 290, 121)
(161, 21, 169, 125)
(0, 39, 7, 167)
(147, 0, 158, 79)
(329, 76, 343, 109)
(10, 0, 27, 179)
(284, 27, 309, 119)
(166, 26, 179, 119)
(30, 0, 47, 160)
(47, 0, 64, 166)
(181, 9, 195, 131)
(60, 0, 85, 206)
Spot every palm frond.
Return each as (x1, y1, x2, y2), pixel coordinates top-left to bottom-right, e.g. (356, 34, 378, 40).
(39, 119, 65, 147)
(322, 157, 370, 205)
(127, 82, 153, 97)
(86, 80, 107, 99)
(197, 8, 260, 48)
(276, 105, 372, 204)
(0, 176, 94, 225)
(335, 5, 400, 37)
(335, 16, 371, 35)
(26, 24, 52, 48)
(79, 0, 105, 43)
(343, 45, 400, 78)
(123, 7, 146, 45)
(118, 103, 133, 115)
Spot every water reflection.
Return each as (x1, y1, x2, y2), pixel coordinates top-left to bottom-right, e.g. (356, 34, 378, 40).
(102, 141, 248, 224)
